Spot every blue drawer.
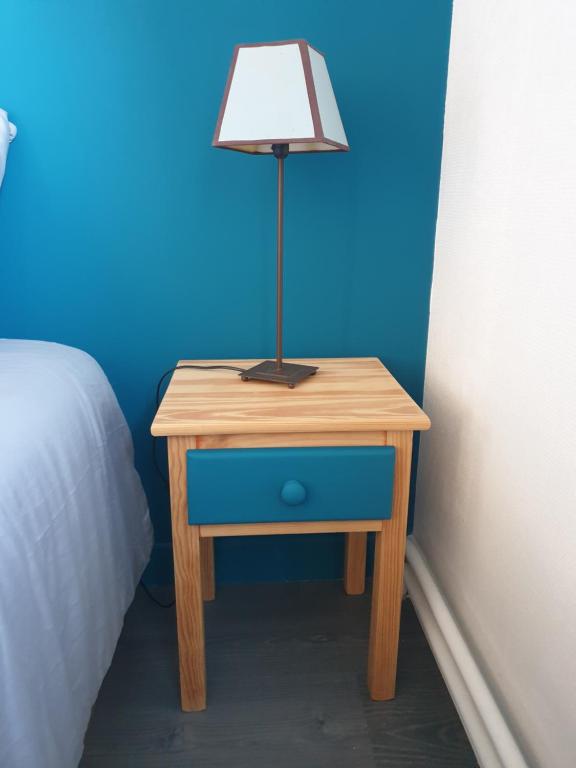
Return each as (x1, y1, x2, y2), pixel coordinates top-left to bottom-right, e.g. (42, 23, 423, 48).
(187, 446, 395, 525)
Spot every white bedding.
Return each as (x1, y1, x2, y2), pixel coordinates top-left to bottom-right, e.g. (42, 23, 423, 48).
(0, 340, 153, 768)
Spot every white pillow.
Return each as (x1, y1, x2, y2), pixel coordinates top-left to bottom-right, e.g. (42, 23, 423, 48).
(0, 109, 17, 189)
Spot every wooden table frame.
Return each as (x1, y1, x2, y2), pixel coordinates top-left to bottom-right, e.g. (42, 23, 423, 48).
(167, 428, 413, 712)
(151, 358, 430, 712)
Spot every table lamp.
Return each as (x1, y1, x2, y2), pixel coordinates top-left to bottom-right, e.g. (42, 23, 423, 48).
(213, 39, 349, 387)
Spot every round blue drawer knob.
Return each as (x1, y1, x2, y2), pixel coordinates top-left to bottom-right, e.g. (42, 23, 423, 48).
(280, 480, 307, 506)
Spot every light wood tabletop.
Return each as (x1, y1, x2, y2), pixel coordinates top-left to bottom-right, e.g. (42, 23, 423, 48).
(151, 357, 430, 437)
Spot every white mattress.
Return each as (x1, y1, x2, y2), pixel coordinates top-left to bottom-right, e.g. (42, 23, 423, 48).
(0, 340, 153, 768)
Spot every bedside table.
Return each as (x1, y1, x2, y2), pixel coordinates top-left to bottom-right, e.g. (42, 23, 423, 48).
(151, 357, 430, 711)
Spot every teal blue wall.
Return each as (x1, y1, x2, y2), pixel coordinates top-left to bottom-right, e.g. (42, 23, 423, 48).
(0, 1, 451, 583)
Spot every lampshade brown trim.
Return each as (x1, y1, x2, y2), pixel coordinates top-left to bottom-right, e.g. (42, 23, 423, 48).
(299, 41, 323, 140)
(315, 137, 349, 151)
(231, 38, 324, 56)
(213, 136, 348, 151)
(212, 43, 241, 147)
(214, 140, 349, 155)
(215, 136, 317, 147)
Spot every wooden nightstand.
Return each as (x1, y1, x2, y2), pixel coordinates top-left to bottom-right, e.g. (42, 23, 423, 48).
(151, 357, 430, 711)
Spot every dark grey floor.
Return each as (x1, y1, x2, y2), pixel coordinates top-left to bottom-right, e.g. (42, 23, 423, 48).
(80, 581, 478, 768)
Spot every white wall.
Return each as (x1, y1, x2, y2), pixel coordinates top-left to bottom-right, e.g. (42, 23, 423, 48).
(414, 2, 576, 767)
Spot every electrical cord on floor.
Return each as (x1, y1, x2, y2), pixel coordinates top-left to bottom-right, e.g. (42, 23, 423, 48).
(139, 580, 175, 609)
(141, 364, 248, 609)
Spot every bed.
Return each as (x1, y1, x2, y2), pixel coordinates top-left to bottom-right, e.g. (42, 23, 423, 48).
(0, 340, 153, 768)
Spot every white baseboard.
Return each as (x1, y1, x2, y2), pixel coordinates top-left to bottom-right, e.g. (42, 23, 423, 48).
(405, 537, 529, 768)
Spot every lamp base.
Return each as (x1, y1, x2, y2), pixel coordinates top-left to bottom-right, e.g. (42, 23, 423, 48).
(240, 360, 318, 388)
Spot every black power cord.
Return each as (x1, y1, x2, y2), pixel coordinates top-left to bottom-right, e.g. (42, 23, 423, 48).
(155, 364, 247, 411)
(139, 580, 175, 609)
(141, 364, 248, 608)
(152, 364, 247, 487)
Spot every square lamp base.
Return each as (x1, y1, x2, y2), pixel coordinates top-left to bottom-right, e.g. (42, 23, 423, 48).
(240, 360, 318, 388)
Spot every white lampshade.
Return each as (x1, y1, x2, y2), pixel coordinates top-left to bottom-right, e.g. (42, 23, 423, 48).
(213, 40, 349, 154)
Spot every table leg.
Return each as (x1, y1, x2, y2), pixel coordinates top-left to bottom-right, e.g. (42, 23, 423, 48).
(367, 431, 413, 700)
(167, 436, 206, 711)
(201, 537, 216, 601)
(344, 532, 367, 595)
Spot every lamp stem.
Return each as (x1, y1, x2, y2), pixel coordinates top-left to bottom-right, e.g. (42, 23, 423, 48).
(237, 143, 317, 387)
(273, 144, 289, 370)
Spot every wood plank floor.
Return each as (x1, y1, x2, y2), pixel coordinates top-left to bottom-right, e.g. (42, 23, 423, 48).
(80, 582, 478, 768)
